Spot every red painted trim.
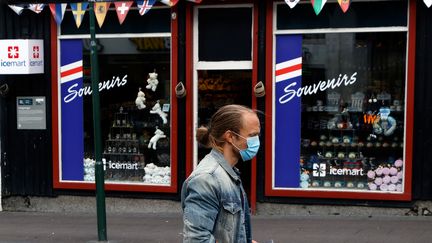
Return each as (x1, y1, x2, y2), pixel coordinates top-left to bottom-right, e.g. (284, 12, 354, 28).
(53, 7, 179, 193)
(170, 5, 179, 192)
(264, 1, 414, 201)
(264, 0, 274, 198)
(403, 0, 416, 200)
(51, 17, 60, 189)
(185, 4, 194, 177)
(250, 0, 259, 214)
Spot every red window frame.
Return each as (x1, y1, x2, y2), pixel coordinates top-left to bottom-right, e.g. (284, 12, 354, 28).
(264, 0, 416, 201)
(51, 7, 178, 193)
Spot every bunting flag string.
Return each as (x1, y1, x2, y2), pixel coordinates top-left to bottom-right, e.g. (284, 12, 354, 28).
(8, 5, 26, 15)
(115, 1, 133, 25)
(95, 2, 110, 28)
(70, 2, 88, 28)
(311, 0, 327, 15)
(159, 0, 179, 7)
(28, 4, 45, 14)
(49, 3, 67, 25)
(285, 0, 300, 9)
(137, 0, 156, 16)
(424, 0, 432, 8)
(337, 0, 350, 13)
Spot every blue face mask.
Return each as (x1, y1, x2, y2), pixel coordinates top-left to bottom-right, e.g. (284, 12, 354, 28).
(231, 132, 260, 161)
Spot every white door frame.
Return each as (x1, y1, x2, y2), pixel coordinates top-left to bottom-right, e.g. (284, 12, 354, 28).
(192, 4, 254, 168)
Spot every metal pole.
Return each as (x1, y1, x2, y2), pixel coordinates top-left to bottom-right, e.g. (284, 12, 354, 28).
(89, 1, 107, 241)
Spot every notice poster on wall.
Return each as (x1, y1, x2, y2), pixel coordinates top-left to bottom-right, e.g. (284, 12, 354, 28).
(16, 96, 46, 130)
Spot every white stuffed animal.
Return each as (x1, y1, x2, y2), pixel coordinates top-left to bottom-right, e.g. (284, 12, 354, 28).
(150, 100, 168, 124)
(148, 128, 166, 150)
(146, 71, 159, 92)
(135, 87, 146, 110)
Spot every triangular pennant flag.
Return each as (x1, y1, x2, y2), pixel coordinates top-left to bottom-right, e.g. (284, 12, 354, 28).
(95, 2, 111, 28)
(159, 0, 179, 7)
(337, 0, 350, 13)
(49, 3, 67, 25)
(70, 3, 89, 28)
(285, 0, 300, 9)
(424, 0, 432, 8)
(8, 5, 26, 15)
(311, 0, 326, 15)
(115, 1, 133, 25)
(137, 0, 156, 16)
(28, 4, 45, 14)
(185, 0, 202, 3)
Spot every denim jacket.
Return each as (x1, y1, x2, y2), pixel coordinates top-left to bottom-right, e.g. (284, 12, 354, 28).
(181, 149, 252, 243)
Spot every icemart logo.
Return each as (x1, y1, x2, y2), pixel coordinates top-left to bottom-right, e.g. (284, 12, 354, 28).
(8, 46, 19, 58)
(312, 163, 365, 177)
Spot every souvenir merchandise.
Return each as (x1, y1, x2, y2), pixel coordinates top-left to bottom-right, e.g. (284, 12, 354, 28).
(135, 87, 146, 109)
(150, 100, 168, 124)
(146, 70, 159, 92)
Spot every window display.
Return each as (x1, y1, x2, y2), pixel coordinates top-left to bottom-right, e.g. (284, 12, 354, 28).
(273, 32, 407, 193)
(59, 37, 172, 186)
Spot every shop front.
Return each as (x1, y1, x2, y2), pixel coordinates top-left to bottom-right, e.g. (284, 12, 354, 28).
(4, 0, 432, 212)
(264, 0, 415, 201)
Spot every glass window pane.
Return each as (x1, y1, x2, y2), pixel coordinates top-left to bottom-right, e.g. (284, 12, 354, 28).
(198, 8, 252, 61)
(274, 32, 406, 192)
(61, 37, 172, 185)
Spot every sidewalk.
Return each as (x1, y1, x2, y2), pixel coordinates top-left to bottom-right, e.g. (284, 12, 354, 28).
(1, 211, 432, 243)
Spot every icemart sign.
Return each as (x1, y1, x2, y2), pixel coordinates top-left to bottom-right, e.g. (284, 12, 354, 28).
(0, 39, 44, 74)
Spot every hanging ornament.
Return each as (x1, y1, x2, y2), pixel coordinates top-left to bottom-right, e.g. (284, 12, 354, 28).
(285, 0, 300, 9)
(28, 4, 45, 14)
(424, 0, 432, 8)
(49, 4, 67, 25)
(337, 0, 350, 13)
(95, 2, 111, 28)
(8, 5, 26, 15)
(159, 0, 179, 7)
(114, 1, 133, 25)
(311, 0, 327, 15)
(70, 3, 89, 28)
(137, 0, 156, 16)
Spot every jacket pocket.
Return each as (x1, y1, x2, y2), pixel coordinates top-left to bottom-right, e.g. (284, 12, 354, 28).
(218, 201, 241, 232)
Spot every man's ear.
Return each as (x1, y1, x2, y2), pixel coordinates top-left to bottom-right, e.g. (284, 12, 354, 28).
(223, 130, 233, 144)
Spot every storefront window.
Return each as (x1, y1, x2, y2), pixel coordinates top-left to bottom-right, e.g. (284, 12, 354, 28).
(272, 1, 409, 194)
(55, 7, 174, 189)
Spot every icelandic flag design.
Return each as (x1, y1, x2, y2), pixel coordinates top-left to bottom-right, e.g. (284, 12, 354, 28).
(311, 0, 327, 15)
(137, 0, 156, 16)
(274, 35, 303, 188)
(337, 0, 350, 13)
(285, 0, 300, 9)
(60, 39, 84, 181)
(49, 3, 67, 25)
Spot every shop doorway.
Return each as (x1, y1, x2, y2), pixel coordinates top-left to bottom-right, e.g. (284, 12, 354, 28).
(192, 4, 254, 200)
(196, 70, 252, 195)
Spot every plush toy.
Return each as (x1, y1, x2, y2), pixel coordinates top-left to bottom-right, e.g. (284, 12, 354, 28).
(373, 107, 397, 136)
(300, 171, 310, 188)
(148, 128, 166, 150)
(135, 87, 146, 110)
(146, 70, 159, 92)
(150, 100, 168, 124)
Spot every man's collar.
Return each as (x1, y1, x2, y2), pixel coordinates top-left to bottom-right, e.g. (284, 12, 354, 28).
(210, 149, 241, 183)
